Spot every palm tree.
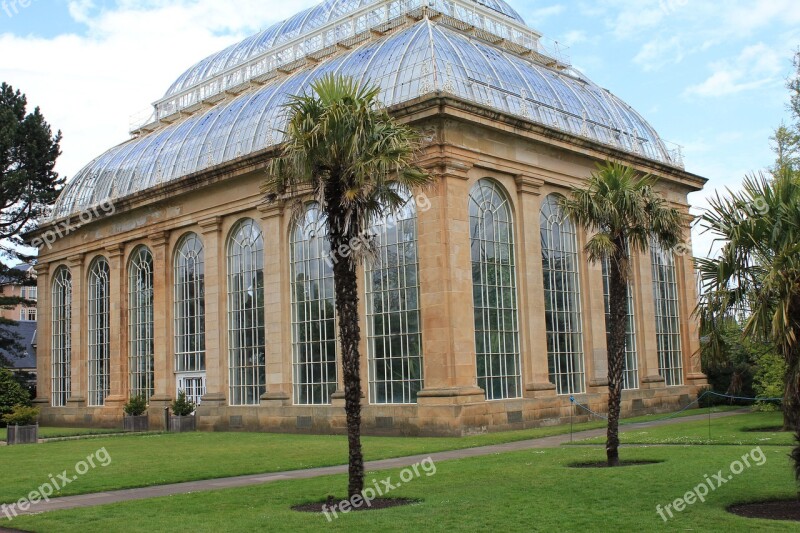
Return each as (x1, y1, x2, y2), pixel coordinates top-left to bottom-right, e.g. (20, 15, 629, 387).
(696, 167, 800, 480)
(262, 74, 431, 497)
(560, 161, 682, 466)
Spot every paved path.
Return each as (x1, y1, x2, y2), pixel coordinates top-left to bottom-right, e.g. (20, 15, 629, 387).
(1, 408, 749, 522)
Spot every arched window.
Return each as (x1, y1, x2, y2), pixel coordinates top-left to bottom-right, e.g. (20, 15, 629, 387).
(290, 204, 337, 405)
(227, 218, 266, 405)
(650, 242, 683, 385)
(540, 194, 585, 395)
(469, 179, 521, 400)
(367, 188, 423, 404)
(174, 233, 205, 373)
(51, 266, 72, 407)
(129, 246, 154, 399)
(602, 257, 639, 390)
(87, 257, 110, 406)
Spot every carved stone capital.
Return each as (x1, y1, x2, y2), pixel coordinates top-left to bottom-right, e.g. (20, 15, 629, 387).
(149, 230, 170, 248)
(198, 216, 223, 234)
(515, 173, 545, 196)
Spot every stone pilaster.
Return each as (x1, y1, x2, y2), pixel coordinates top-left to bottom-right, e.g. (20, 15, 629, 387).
(634, 246, 665, 389)
(104, 244, 127, 408)
(259, 203, 291, 404)
(198, 216, 226, 406)
(584, 238, 608, 389)
(416, 160, 484, 403)
(149, 231, 171, 403)
(515, 174, 556, 397)
(676, 214, 706, 387)
(66, 254, 86, 407)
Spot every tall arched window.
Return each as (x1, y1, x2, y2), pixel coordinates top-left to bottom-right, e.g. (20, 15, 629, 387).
(367, 187, 423, 404)
(541, 194, 585, 395)
(88, 257, 110, 406)
(469, 179, 521, 400)
(129, 246, 154, 399)
(650, 242, 683, 385)
(602, 257, 639, 390)
(51, 266, 72, 407)
(174, 233, 205, 374)
(291, 204, 337, 405)
(227, 218, 266, 405)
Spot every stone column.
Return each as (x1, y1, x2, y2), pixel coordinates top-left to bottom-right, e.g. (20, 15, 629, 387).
(515, 175, 556, 397)
(33, 262, 51, 406)
(66, 254, 86, 407)
(198, 216, 226, 407)
(416, 160, 484, 403)
(149, 231, 172, 405)
(259, 203, 291, 404)
(104, 244, 127, 409)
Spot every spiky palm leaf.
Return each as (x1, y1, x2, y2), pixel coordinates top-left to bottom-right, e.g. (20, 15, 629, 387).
(695, 166, 800, 481)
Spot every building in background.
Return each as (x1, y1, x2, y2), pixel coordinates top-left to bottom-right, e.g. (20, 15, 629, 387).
(0, 263, 37, 322)
(29, 0, 706, 435)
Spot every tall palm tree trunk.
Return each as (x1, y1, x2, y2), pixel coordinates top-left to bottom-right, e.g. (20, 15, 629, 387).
(606, 248, 629, 467)
(326, 182, 365, 498)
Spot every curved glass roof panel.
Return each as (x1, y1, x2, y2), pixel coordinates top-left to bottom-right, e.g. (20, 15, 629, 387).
(54, 19, 678, 219)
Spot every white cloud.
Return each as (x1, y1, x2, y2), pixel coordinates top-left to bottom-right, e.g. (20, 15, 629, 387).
(684, 43, 785, 97)
(1, 0, 317, 181)
(633, 35, 685, 71)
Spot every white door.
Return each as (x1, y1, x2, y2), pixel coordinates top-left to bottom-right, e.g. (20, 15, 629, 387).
(176, 373, 206, 405)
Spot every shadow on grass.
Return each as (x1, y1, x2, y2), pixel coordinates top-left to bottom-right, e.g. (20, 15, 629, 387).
(567, 460, 665, 468)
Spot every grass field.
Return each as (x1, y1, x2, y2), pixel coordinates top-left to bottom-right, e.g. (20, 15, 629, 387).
(7, 444, 797, 532)
(572, 411, 794, 446)
(0, 427, 125, 441)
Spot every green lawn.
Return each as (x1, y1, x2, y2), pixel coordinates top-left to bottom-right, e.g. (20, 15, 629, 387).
(0, 426, 126, 441)
(572, 411, 794, 446)
(8, 445, 797, 532)
(0, 407, 733, 504)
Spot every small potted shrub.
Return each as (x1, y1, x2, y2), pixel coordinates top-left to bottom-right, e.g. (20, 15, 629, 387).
(123, 395, 149, 431)
(3, 405, 40, 445)
(169, 391, 196, 432)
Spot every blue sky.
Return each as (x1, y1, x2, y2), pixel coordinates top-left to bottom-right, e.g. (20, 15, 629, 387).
(1, 0, 798, 257)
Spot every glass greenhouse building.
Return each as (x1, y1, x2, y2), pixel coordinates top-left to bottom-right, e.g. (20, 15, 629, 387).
(31, 0, 707, 435)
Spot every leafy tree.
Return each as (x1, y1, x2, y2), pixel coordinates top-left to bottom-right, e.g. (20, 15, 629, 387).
(0, 366, 30, 425)
(560, 162, 682, 466)
(1, 82, 63, 366)
(753, 352, 787, 411)
(263, 74, 432, 497)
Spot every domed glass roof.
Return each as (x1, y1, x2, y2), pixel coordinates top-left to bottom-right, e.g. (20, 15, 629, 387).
(165, 0, 525, 99)
(52, 1, 682, 220)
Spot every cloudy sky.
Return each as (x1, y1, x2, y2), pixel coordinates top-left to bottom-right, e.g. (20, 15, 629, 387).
(1, 0, 798, 258)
